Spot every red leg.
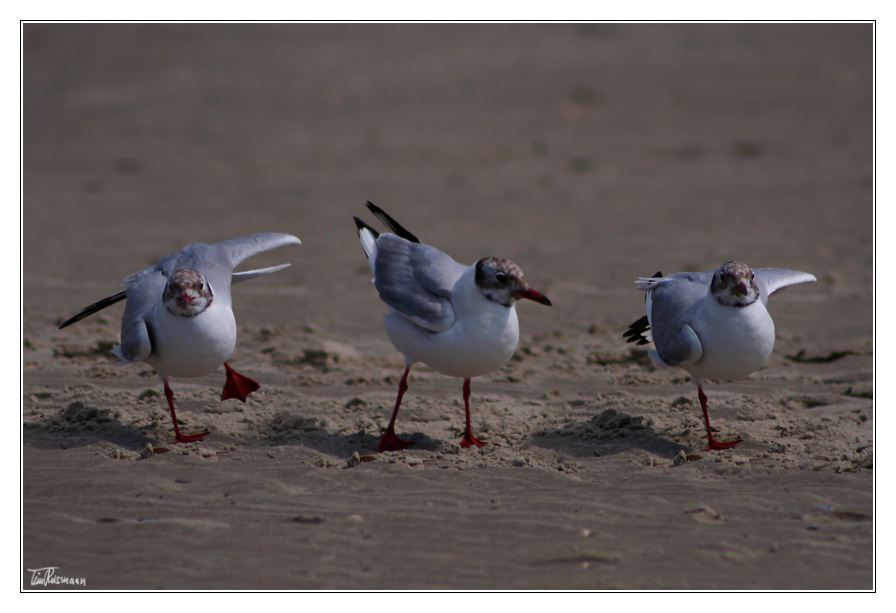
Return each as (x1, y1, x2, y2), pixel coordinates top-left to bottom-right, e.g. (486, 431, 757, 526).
(378, 366, 413, 452)
(163, 379, 209, 444)
(459, 378, 488, 448)
(221, 362, 260, 402)
(698, 383, 741, 451)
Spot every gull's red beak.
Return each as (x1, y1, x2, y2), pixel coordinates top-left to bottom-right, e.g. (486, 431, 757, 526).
(519, 287, 552, 306)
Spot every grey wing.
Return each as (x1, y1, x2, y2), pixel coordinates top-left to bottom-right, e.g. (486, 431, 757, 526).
(62, 234, 300, 332)
(372, 234, 466, 332)
(216, 233, 302, 270)
(753, 268, 817, 305)
(155, 233, 301, 295)
(114, 271, 167, 363)
(60, 245, 193, 330)
(644, 272, 708, 367)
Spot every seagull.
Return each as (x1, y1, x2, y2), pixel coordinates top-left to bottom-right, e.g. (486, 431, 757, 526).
(623, 260, 816, 451)
(354, 201, 552, 452)
(59, 233, 301, 443)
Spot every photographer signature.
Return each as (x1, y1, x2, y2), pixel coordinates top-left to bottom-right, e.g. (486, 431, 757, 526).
(27, 567, 86, 587)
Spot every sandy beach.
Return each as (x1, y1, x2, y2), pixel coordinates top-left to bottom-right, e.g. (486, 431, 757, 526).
(22, 23, 873, 590)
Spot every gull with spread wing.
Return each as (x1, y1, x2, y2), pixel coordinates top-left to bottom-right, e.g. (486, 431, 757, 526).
(624, 261, 816, 450)
(59, 233, 301, 443)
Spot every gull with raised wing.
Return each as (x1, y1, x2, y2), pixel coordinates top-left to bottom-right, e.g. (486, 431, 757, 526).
(354, 202, 551, 452)
(59, 233, 301, 443)
(623, 260, 816, 451)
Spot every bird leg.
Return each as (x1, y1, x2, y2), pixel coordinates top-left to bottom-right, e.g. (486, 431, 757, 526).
(162, 379, 209, 444)
(221, 362, 261, 402)
(378, 366, 414, 452)
(697, 382, 742, 451)
(459, 378, 488, 448)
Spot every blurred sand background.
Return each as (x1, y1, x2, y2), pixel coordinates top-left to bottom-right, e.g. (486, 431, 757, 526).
(22, 23, 873, 590)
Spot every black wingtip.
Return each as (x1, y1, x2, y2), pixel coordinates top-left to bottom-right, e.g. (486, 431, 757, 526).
(622, 315, 651, 345)
(365, 201, 420, 243)
(353, 216, 379, 238)
(58, 290, 127, 329)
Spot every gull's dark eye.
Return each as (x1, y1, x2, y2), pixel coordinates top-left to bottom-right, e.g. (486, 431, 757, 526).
(495, 272, 507, 283)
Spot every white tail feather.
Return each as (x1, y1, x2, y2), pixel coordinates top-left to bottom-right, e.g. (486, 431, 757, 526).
(358, 227, 378, 275)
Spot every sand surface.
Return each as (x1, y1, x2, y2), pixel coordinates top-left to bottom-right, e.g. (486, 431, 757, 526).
(22, 23, 873, 590)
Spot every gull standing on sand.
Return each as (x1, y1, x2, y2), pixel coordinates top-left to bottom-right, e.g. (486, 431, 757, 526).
(59, 233, 301, 443)
(623, 261, 816, 451)
(354, 202, 552, 452)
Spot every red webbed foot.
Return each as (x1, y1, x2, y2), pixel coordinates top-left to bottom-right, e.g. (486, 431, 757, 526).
(174, 431, 210, 444)
(459, 433, 489, 449)
(707, 437, 742, 451)
(221, 362, 260, 402)
(378, 429, 413, 452)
